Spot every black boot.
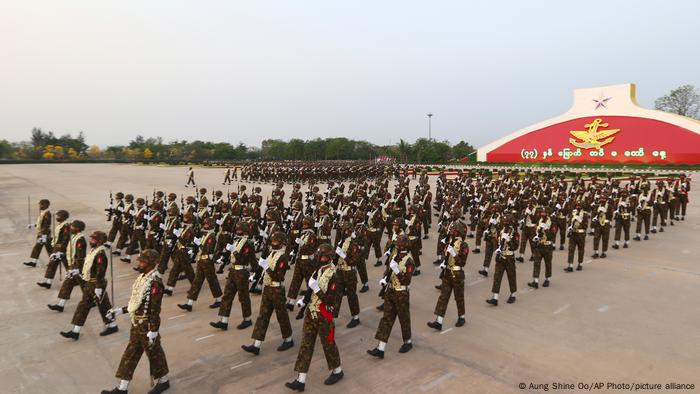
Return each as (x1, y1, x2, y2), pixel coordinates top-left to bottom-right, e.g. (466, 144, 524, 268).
(324, 371, 344, 385)
(592, 253, 599, 259)
(147, 380, 170, 394)
(376, 303, 384, 311)
(374, 260, 383, 267)
(37, 281, 51, 289)
(23, 261, 37, 267)
(507, 295, 516, 304)
(527, 281, 538, 289)
(515, 256, 524, 263)
(456, 317, 466, 327)
(478, 269, 488, 277)
(100, 325, 119, 336)
(60, 330, 79, 340)
(285, 380, 305, 392)
(163, 288, 173, 296)
(612, 244, 619, 249)
(177, 303, 192, 312)
(486, 298, 498, 306)
(633, 235, 641, 241)
(367, 348, 384, 359)
(644, 235, 649, 240)
(576, 264, 583, 271)
(359, 284, 369, 293)
(398, 342, 413, 353)
(543, 279, 550, 287)
(210, 321, 228, 331)
(427, 321, 442, 331)
(564, 266, 574, 272)
(101, 388, 127, 394)
(241, 344, 260, 355)
(277, 340, 294, 351)
(472, 247, 481, 254)
(346, 318, 360, 328)
(559, 244, 565, 250)
(209, 300, 221, 309)
(600, 252, 607, 258)
(286, 302, 294, 311)
(47, 304, 64, 312)
(237, 320, 253, 330)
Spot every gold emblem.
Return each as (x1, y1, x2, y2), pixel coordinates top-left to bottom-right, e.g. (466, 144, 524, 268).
(569, 118, 620, 149)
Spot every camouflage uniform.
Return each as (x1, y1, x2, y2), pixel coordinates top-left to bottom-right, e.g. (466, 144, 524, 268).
(186, 231, 222, 301)
(434, 238, 468, 318)
(218, 236, 255, 319)
(251, 249, 293, 341)
(375, 252, 414, 343)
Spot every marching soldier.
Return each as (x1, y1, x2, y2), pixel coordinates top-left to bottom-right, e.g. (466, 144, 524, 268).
(333, 223, 362, 328)
(48, 219, 87, 312)
(106, 192, 125, 248)
(37, 209, 71, 289)
(210, 221, 255, 331)
(223, 166, 233, 185)
(242, 231, 294, 355)
(592, 196, 612, 258)
(286, 216, 320, 310)
(60, 230, 118, 340)
(285, 244, 344, 391)
(122, 198, 147, 263)
(23, 198, 52, 267)
(428, 222, 468, 330)
(478, 206, 500, 277)
(633, 185, 652, 241)
(612, 190, 632, 249)
(486, 215, 519, 306)
(163, 213, 196, 296)
(177, 218, 222, 310)
(101, 249, 170, 394)
(651, 180, 669, 233)
(367, 234, 415, 358)
(528, 208, 557, 289)
(565, 202, 589, 272)
(186, 166, 195, 187)
(114, 194, 135, 256)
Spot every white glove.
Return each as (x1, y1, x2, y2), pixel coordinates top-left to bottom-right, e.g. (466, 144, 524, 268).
(405, 219, 411, 225)
(502, 234, 511, 242)
(315, 221, 322, 228)
(259, 258, 269, 271)
(287, 215, 294, 221)
(193, 212, 199, 217)
(379, 276, 388, 286)
(295, 238, 304, 246)
(105, 307, 123, 320)
(389, 260, 400, 274)
(392, 234, 397, 241)
(193, 237, 202, 246)
(216, 219, 223, 225)
(248, 273, 256, 283)
(144, 214, 151, 220)
(94, 288, 103, 298)
(337, 210, 343, 216)
(366, 212, 372, 217)
(351, 231, 357, 239)
(187, 249, 194, 257)
(159, 223, 166, 230)
(27, 223, 36, 229)
(225, 243, 235, 252)
(439, 262, 447, 269)
(65, 269, 79, 279)
(555, 203, 562, 209)
(129, 210, 136, 215)
(117, 206, 124, 212)
(259, 230, 268, 239)
(296, 297, 306, 308)
(440, 237, 447, 244)
(173, 228, 182, 237)
(49, 252, 58, 260)
(308, 277, 320, 293)
(567, 226, 573, 233)
(146, 331, 159, 345)
(335, 247, 346, 259)
(539, 222, 547, 229)
(495, 248, 502, 255)
(40, 235, 48, 243)
(489, 218, 497, 224)
(383, 250, 391, 257)
(447, 245, 457, 257)
(136, 225, 144, 230)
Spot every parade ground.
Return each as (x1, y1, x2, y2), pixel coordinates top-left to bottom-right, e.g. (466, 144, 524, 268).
(1, 164, 699, 394)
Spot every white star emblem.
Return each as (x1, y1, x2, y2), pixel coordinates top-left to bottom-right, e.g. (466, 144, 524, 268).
(593, 94, 612, 110)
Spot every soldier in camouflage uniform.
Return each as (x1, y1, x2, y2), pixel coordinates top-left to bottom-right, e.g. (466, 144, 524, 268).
(177, 218, 223, 311)
(210, 221, 255, 331)
(367, 234, 415, 358)
(428, 222, 468, 331)
(60, 230, 118, 339)
(486, 215, 519, 306)
(286, 216, 320, 311)
(23, 198, 53, 267)
(163, 212, 196, 296)
(242, 231, 294, 355)
(285, 244, 344, 391)
(48, 219, 87, 312)
(528, 208, 557, 289)
(101, 249, 170, 394)
(565, 202, 589, 272)
(333, 223, 362, 328)
(37, 210, 71, 289)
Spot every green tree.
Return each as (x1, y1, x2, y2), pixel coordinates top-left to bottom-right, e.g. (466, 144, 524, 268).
(655, 85, 700, 118)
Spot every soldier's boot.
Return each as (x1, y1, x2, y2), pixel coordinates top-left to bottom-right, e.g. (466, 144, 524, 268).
(367, 348, 384, 359)
(177, 273, 187, 281)
(644, 235, 649, 240)
(398, 342, 413, 353)
(592, 252, 599, 259)
(507, 295, 516, 304)
(472, 247, 481, 254)
(47, 303, 64, 312)
(285, 302, 294, 311)
(651, 227, 657, 234)
(148, 381, 170, 394)
(100, 325, 119, 336)
(60, 330, 80, 340)
(559, 244, 565, 251)
(346, 318, 360, 328)
(427, 320, 442, 331)
(423, 235, 429, 240)
(456, 316, 466, 327)
(527, 281, 539, 289)
(209, 299, 221, 309)
(277, 339, 294, 351)
(177, 301, 193, 312)
(659, 226, 665, 232)
(576, 264, 583, 271)
(237, 319, 252, 330)
(359, 284, 369, 293)
(433, 259, 441, 265)
(285, 380, 305, 392)
(324, 371, 344, 386)
(543, 278, 550, 287)
(37, 281, 51, 289)
(210, 321, 228, 331)
(623, 241, 629, 248)
(23, 261, 37, 267)
(413, 269, 421, 276)
(100, 388, 127, 394)
(478, 268, 488, 277)
(486, 298, 498, 306)
(374, 260, 383, 267)
(612, 242, 620, 249)
(376, 302, 384, 311)
(600, 252, 607, 258)
(515, 256, 524, 263)
(528, 256, 534, 262)
(633, 234, 641, 241)
(564, 265, 574, 273)
(163, 288, 173, 296)
(241, 344, 260, 355)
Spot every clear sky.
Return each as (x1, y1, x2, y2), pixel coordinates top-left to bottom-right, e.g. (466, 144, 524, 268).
(1, 0, 698, 148)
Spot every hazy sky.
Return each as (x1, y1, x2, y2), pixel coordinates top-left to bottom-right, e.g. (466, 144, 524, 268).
(1, 1, 698, 148)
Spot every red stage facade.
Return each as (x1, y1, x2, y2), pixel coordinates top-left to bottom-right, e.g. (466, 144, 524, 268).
(477, 84, 700, 164)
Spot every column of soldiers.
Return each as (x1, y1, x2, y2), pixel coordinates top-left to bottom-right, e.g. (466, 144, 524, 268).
(21, 166, 692, 392)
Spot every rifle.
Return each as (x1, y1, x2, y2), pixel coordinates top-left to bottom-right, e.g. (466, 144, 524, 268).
(105, 191, 113, 221)
(438, 234, 454, 280)
(377, 243, 397, 298)
(249, 246, 270, 293)
(296, 268, 321, 320)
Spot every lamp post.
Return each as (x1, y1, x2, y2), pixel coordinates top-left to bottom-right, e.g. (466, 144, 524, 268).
(427, 113, 433, 140)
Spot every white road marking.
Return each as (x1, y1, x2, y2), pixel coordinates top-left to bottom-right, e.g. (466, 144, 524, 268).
(230, 361, 252, 370)
(467, 278, 486, 286)
(681, 250, 690, 254)
(0, 252, 20, 257)
(116, 274, 131, 279)
(195, 334, 214, 341)
(420, 372, 455, 392)
(597, 305, 610, 312)
(168, 314, 185, 320)
(440, 328, 454, 335)
(553, 304, 570, 315)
